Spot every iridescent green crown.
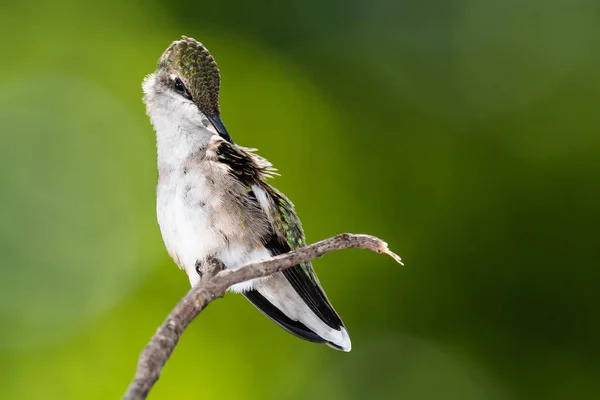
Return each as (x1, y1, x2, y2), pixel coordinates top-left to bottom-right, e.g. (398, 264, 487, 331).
(159, 36, 221, 116)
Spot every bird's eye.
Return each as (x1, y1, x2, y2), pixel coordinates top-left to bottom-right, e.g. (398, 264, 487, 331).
(173, 77, 187, 95)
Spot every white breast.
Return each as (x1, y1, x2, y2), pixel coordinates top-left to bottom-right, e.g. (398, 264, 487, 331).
(157, 169, 223, 279)
(157, 163, 271, 289)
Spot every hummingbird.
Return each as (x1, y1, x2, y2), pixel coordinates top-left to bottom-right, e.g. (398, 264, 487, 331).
(142, 36, 351, 351)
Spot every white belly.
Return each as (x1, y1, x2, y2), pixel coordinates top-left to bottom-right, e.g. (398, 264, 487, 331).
(157, 170, 270, 290)
(157, 175, 221, 274)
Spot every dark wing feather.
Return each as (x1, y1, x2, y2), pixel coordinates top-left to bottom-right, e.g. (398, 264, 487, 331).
(262, 188, 344, 330)
(216, 140, 344, 331)
(215, 141, 275, 183)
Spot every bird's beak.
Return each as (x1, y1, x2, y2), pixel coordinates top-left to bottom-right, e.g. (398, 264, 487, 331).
(207, 114, 234, 144)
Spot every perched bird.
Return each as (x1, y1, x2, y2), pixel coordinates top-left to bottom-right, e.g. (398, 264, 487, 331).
(142, 36, 351, 351)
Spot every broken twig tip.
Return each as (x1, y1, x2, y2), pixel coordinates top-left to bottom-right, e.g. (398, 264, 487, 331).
(377, 240, 404, 266)
(385, 249, 404, 266)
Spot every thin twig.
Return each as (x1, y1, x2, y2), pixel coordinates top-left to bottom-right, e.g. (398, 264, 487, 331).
(123, 233, 402, 399)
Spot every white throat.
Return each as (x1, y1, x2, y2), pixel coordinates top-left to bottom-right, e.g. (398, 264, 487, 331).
(143, 73, 219, 169)
(151, 112, 212, 169)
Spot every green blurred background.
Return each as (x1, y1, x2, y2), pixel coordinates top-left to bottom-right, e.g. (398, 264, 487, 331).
(1, 0, 599, 399)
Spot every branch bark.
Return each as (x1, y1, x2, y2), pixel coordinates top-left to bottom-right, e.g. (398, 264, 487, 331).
(123, 233, 402, 400)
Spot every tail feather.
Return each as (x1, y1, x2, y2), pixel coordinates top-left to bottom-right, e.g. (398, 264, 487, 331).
(243, 289, 326, 344)
(242, 273, 351, 352)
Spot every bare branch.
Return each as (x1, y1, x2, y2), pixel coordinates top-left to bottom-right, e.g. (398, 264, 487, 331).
(123, 233, 402, 399)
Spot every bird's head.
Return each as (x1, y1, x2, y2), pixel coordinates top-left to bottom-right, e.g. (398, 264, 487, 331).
(143, 36, 233, 143)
